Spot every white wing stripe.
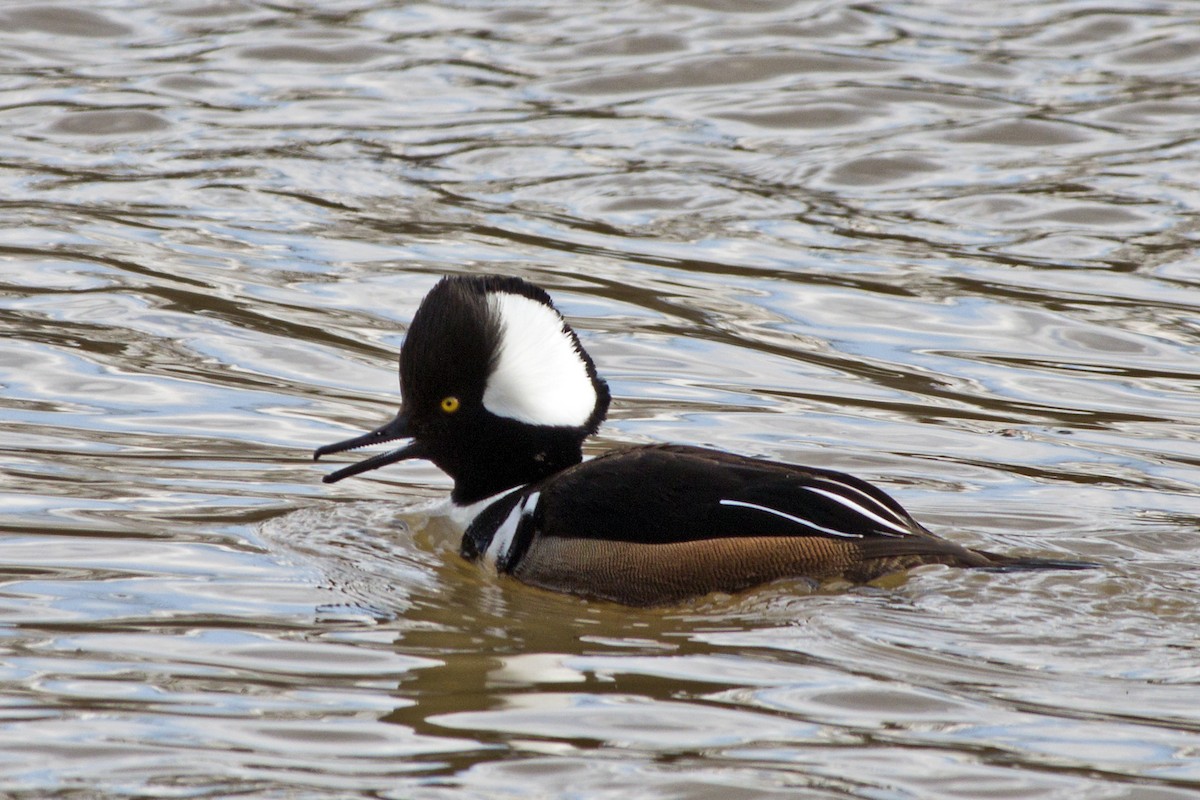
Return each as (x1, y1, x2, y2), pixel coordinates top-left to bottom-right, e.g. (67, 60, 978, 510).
(718, 499, 863, 539)
(809, 478, 911, 528)
(800, 486, 911, 536)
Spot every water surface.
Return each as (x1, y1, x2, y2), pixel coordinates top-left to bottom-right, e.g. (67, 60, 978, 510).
(1, 1, 1199, 797)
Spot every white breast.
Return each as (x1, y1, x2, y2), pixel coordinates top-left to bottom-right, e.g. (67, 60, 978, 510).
(447, 486, 538, 570)
(484, 490, 540, 566)
(446, 485, 521, 533)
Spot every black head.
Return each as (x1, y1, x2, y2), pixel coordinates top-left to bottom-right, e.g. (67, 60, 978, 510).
(314, 275, 610, 504)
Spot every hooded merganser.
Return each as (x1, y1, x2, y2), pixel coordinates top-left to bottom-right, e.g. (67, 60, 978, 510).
(314, 274, 1091, 606)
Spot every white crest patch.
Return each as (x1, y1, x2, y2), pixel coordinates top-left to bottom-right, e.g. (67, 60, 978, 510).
(483, 291, 597, 427)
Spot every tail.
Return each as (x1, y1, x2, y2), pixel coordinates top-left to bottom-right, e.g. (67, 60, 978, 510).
(972, 550, 1099, 572)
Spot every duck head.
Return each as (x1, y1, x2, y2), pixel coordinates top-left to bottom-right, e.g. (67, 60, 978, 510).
(314, 275, 610, 504)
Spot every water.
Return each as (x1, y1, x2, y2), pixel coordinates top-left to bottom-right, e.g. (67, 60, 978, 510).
(2, 0, 1199, 796)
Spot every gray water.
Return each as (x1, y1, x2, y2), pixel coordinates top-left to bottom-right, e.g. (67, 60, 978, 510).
(2, 1, 1199, 797)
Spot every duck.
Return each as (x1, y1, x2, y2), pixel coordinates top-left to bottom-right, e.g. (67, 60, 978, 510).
(314, 274, 1091, 605)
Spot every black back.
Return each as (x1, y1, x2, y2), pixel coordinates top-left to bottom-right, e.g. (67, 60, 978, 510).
(461, 443, 954, 569)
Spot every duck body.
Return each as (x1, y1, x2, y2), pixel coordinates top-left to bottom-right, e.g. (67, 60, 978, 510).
(460, 443, 1003, 605)
(314, 274, 1090, 606)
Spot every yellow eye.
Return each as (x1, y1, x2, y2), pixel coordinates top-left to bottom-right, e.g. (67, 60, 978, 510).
(440, 396, 460, 414)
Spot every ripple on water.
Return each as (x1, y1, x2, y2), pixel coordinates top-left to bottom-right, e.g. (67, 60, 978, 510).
(1, 0, 1200, 798)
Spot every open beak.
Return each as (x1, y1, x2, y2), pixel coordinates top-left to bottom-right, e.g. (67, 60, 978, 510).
(312, 409, 427, 484)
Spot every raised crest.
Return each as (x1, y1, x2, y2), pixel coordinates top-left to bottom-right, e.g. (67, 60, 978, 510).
(482, 289, 601, 429)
